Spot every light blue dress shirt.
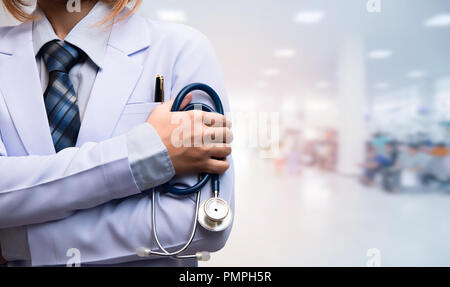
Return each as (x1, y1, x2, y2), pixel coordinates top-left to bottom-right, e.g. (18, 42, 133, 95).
(1, 2, 175, 261)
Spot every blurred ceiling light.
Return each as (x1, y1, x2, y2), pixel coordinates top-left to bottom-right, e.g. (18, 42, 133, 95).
(294, 11, 325, 24)
(374, 82, 390, 90)
(316, 81, 330, 89)
(407, 70, 427, 79)
(156, 10, 187, 22)
(368, 50, 393, 60)
(274, 48, 296, 58)
(262, 68, 280, 77)
(256, 81, 269, 89)
(425, 14, 450, 27)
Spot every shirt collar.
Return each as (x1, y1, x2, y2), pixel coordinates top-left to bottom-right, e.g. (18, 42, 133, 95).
(32, 1, 112, 69)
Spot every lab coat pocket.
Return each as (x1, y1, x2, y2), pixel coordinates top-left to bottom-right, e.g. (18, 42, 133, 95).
(122, 102, 161, 115)
(113, 102, 161, 136)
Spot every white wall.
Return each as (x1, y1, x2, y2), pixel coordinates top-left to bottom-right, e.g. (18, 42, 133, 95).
(435, 76, 450, 121)
(337, 36, 368, 175)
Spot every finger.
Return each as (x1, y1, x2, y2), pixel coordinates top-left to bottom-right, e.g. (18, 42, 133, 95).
(203, 127, 233, 144)
(202, 159, 230, 174)
(179, 93, 193, 111)
(207, 145, 232, 158)
(165, 98, 176, 111)
(203, 113, 231, 128)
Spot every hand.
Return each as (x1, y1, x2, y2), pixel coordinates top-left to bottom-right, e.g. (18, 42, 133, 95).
(147, 94, 233, 175)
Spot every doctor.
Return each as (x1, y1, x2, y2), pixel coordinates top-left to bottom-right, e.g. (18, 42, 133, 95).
(0, 0, 234, 266)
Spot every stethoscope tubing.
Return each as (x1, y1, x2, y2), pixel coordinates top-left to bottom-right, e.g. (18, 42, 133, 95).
(148, 189, 201, 259)
(171, 83, 225, 114)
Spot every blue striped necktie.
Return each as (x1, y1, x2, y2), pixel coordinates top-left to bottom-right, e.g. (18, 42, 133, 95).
(40, 40, 85, 152)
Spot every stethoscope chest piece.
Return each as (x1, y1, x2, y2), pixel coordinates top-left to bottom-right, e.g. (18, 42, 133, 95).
(198, 197, 232, 232)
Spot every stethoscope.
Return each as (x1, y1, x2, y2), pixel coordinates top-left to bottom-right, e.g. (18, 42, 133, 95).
(136, 81, 232, 262)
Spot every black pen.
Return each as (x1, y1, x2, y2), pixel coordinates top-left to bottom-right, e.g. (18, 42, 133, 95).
(154, 74, 165, 103)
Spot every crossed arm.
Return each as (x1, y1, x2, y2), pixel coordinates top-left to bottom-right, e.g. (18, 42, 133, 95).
(0, 32, 234, 265)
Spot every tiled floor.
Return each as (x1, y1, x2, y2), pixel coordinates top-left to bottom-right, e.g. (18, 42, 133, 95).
(201, 150, 450, 267)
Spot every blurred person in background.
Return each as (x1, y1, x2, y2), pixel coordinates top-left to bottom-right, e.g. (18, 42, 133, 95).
(302, 140, 317, 167)
(360, 143, 381, 186)
(422, 143, 450, 188)
(315, 141, 328, 170)
(396, 144, 430, 190)
(327, 130, 338, 172)
(444, 155, 450, 183)
(380, 141, 401, 192)
(430, 142, 450, 158)
(274, 139, 287, 175)
(372, 132, 390, 157)
(419, 141, 433, 156)
(316, 129, 338, 171)
(286, 137, 302, 175)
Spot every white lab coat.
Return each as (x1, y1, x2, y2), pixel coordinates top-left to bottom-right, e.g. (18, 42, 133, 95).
(0, 13, 234, 266)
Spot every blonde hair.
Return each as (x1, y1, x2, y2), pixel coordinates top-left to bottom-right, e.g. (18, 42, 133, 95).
(1, 0, 142, 23)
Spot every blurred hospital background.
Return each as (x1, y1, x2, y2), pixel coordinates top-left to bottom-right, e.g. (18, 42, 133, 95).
(2, 0, 450, 266)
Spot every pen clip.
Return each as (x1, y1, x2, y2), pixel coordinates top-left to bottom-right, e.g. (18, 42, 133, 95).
(155, 74, 165, 103)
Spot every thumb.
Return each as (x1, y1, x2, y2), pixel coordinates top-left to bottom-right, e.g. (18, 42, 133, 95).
(166, 93, 193, 112)
(162, 98, 176, 112)
(179, 93, 193, 111)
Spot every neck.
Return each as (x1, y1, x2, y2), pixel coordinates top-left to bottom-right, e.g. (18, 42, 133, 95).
(37, 0, 99, 40)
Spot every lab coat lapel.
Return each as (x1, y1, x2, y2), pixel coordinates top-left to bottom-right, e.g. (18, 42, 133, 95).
(0, 22, 55, 155)
(76, 15, 150, 144)
(76, 47, 143, 144)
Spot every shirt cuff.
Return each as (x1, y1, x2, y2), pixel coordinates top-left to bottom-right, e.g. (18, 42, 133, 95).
(126, 123, 175, 191)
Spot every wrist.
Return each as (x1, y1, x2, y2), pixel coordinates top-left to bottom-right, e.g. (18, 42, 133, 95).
(127, 123, 176, 191)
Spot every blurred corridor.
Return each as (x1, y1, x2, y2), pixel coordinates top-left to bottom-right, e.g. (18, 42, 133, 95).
(202, 151, 450, 267)
(2, 0, 450, 266)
